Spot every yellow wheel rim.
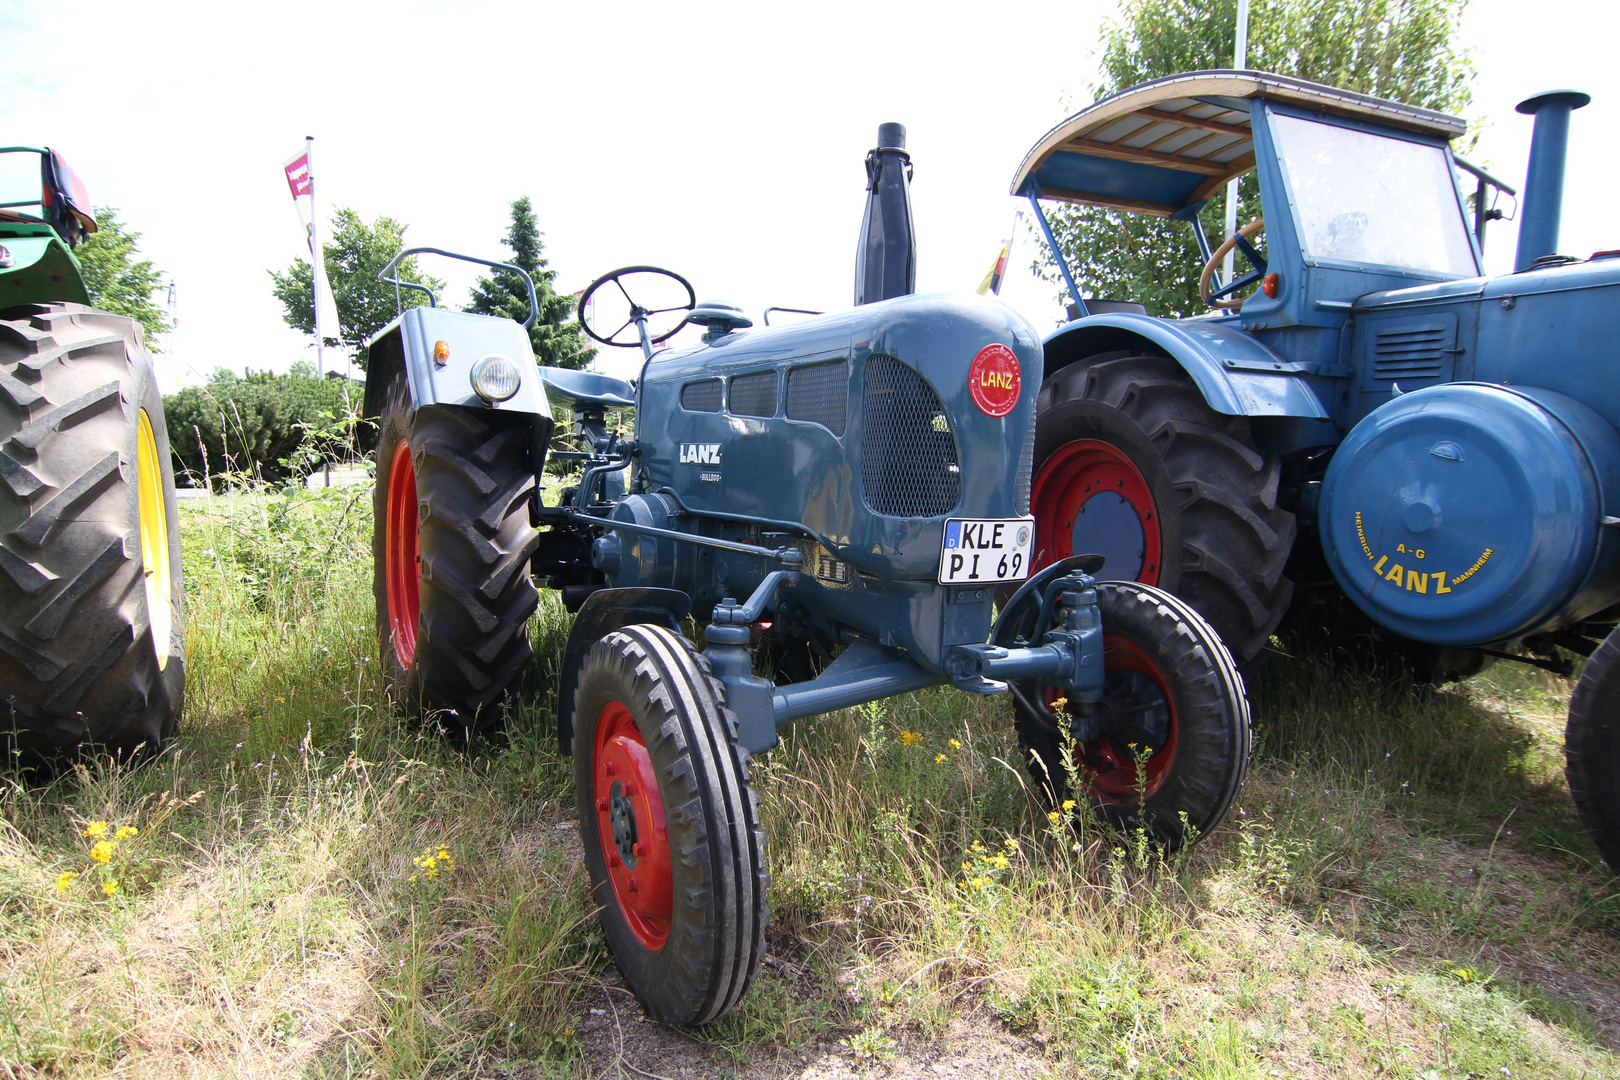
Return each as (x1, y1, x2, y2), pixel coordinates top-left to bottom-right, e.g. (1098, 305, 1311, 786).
(135, 409, 173, 670)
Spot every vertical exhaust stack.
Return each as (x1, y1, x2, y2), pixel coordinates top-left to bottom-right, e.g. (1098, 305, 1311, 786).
(854, 123, 916, 306)
(1514, 89, 1591, 271)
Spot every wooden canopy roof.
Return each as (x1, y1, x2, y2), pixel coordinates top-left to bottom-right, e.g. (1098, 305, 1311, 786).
(1010, 70, 1467, 217)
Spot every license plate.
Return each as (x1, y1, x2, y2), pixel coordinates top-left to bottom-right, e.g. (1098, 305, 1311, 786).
(938, 517, 1034, 584)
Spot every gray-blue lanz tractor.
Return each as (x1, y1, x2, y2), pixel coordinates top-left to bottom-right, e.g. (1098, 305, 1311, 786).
(360, 127, 1248, 1024)
(1007, 70, 1620, 871)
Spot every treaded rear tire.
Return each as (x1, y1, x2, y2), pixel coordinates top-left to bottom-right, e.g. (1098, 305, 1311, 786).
(1567, 627, 1620, 872)
(373, 372, 539, 733)
(0, 302, 184, 761)
(1033, 354, 1295, 663)
(573, 623, 769, 1024)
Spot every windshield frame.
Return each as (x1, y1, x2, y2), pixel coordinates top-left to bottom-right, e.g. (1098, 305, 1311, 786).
(1261, 102, 1481, 281)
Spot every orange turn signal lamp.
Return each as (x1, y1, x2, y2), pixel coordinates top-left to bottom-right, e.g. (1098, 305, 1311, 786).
(1262, 273, 1280, 298)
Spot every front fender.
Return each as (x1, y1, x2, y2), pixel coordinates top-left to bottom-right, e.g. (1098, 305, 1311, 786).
(362, 306, 553, 423)
(1043, 313, 1331, 419)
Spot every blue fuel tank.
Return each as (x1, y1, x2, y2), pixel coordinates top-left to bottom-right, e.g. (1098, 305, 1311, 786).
(1319, 383, 1620, 645)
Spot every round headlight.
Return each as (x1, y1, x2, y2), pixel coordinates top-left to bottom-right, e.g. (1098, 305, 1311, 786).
(470, 354, 521, 403)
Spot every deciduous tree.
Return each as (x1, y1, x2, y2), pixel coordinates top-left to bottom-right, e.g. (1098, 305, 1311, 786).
(76, 207, 169, 346)
(270, 209, 443, 372)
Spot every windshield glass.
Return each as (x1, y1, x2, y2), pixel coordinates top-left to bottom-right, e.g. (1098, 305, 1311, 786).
(0, 150, 45, 220)
(1270, 111, 1476, 276)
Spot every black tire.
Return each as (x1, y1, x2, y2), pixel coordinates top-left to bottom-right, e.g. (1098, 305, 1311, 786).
(372, 372, 538, 734)
(0, 303, 184, 761)
(1032, 353, 1295, 663)
(1567, 627, 1620, 871)
(1005, 580, 1251, 848)
(573, 624, 768, 1025)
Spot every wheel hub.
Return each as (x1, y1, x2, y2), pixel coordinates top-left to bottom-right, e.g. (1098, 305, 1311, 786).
(593, 702, 674, 950)
(608, 782, 641, 867)
(1050, 635, 1178, 802)
(1032, 439, 1161, 584)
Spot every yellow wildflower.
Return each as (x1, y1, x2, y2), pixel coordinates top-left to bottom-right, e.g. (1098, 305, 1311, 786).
(898, 731, 923, 747)
(82, 822, 107, 839)
(948, 738, 962, 750)
(274, 695, 286, 703)
(90, 841, 116, 864)
(935, 753, 947, 764)
(1047, 811, 1062, 825)
(1004, 838, 1019, 852)
(1050, 696, 1068, 711)
(1061, 800, 1076, 812)
(103, 881, 119, 897)
(962, 861, 973, 871)
(55, 872, 76, 892)
(969, 876, 992, 889)
(990, 855, 1009, 870)
(114, 826, 139, 841)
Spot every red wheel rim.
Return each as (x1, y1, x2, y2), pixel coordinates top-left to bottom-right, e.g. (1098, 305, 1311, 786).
(1051, 634, 1178, 802)
(385, 445, 421, 668)
(593, 702, 673, 950)
(1031, 439, 1162, 583)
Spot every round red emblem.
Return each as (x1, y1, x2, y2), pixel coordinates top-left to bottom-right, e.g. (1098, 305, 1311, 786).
(968, 343, 1021, 418)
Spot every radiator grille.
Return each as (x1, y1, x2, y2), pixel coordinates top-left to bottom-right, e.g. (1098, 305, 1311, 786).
(1371, 322, 1449, 382)
(860, 355, 960, 517)
(786, 360, 849, 435)
(729, 371, 778, 416)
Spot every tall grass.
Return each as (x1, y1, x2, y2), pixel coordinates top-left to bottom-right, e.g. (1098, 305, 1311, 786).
(0, 487, 1614, 1078)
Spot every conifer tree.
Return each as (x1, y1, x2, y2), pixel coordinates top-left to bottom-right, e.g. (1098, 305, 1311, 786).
(468, 197, 593, 370)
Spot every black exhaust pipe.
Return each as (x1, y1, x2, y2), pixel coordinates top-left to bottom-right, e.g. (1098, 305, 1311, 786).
(1513, 89, 1590, 271)
(854, 123, 916, 306)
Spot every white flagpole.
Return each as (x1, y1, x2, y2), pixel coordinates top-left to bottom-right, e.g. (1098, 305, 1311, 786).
(1223, 0, 1250, 285)
(305, 135, 326, 378)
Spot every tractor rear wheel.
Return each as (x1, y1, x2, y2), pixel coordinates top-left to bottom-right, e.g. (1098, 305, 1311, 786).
(1031, 353, 1294, 663)
(373, 372, 538, 734)
(1005, 581, 1251, 848)
(572, 623, 768, 1024)
(0, 303, 184, 762)
(1566, 626, 1620, 871)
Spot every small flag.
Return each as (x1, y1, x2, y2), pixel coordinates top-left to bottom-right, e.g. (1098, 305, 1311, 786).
(976, 210, 1025, 296)
(283, 144, 342, 347)
(976, 241, 1011, 295)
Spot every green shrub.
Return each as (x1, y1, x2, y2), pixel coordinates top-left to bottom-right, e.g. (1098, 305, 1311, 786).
(163, 363, 358, 485)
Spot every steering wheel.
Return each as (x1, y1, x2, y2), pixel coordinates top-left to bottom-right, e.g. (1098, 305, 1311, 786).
(1198, 217, 1266, 310)
(578, 265, 697, 348)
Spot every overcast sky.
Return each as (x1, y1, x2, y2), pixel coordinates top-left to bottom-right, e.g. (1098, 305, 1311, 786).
(4, 0, 1615, 390)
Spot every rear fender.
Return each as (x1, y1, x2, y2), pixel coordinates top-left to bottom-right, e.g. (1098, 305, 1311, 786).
(1043, 313, 1331, 419)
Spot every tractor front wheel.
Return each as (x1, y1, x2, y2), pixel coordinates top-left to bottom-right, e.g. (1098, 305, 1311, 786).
(572, 624, 768, 1024)
(373, 372, 538, 733)
(1031, 353, 1294, 664)
(1567, 627, 1620, 871)
(1009, 581, 1251, 848)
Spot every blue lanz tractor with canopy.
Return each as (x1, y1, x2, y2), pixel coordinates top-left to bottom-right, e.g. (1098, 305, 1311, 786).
(1009, 71, 1620, 872)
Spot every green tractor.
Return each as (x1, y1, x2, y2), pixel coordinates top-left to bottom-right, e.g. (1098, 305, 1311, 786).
(0, 147, 184, 763)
